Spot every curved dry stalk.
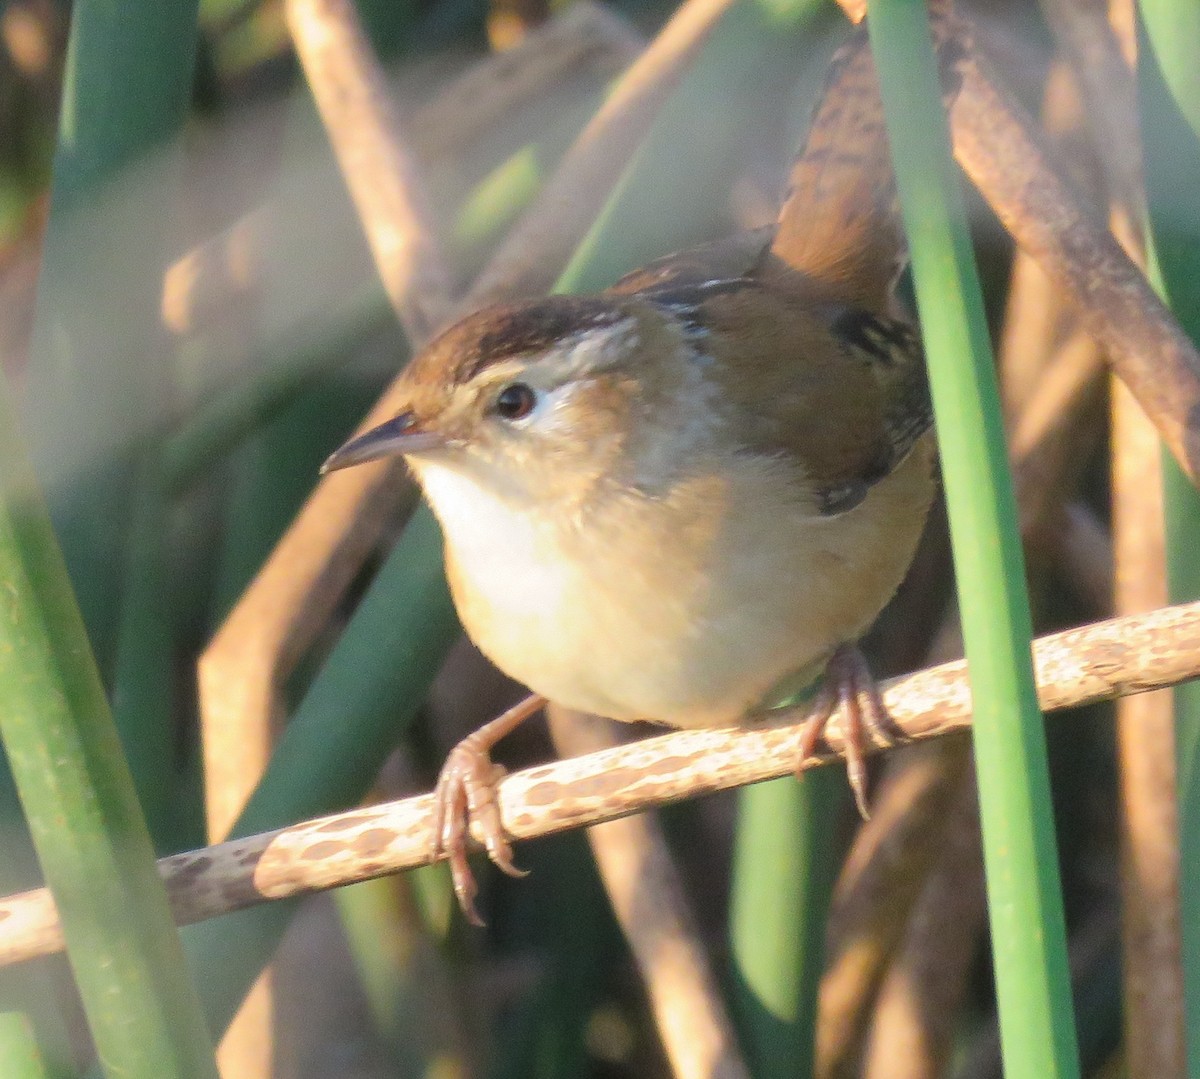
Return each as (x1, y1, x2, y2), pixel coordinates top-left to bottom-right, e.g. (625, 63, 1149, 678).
(1111, 378, 1185, 1078)
(285, 0, 453, 341)
(840, 0, 1200, 484)
(860, 770, 985, 1079)
(816, 739, 970, 1079)
(946, 25, 1200, 485)
(4, 600, 1200, 969)
(410, 1, 644, 162)
(465, 0, 740, 307)
(548, 707, 750, 1079)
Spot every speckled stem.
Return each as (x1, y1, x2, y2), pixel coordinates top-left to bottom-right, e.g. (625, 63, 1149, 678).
(0, 598, 1197, 968)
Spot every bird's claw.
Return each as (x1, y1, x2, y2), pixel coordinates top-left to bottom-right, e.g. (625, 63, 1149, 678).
(430, 698, 545, 925)
(432, 738, 529, 927)
(794, 644, 893, 819)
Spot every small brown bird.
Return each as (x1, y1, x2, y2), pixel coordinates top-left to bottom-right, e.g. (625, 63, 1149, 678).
(325, 28, 939, 921)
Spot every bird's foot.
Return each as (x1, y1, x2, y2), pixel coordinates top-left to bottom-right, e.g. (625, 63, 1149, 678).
(431, 694, 545, 925)
(794, 644, 892, 819)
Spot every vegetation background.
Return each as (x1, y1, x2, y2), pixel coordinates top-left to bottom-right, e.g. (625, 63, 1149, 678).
(0, 0, 1196, 1077)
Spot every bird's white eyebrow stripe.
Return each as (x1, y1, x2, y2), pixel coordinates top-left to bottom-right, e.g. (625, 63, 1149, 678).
(459, 318, 642, 390)
(459, 296, 626, 381)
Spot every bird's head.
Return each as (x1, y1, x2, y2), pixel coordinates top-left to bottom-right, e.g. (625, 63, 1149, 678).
(323, 294, 707, 505)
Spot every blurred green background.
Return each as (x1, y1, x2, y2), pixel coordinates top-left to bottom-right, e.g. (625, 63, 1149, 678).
(0, 0, 1196, 1077)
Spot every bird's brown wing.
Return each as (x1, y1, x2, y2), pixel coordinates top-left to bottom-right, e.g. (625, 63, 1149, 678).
(608, 228, 775, 297)
(649, 278, 932, 515)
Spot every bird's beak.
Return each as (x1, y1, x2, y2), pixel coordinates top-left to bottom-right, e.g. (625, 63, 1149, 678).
(321, 411, 446, 474)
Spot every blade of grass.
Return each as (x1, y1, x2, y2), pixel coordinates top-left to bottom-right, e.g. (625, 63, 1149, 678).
(110, 465, 179, 852)
(334, 876, 471, 1073)
(1136, 5, 1200, 1075)
(183, 504, 458, 1035)
(729, 772, 841, 1079)
(23, 0, 201, 674)
(866, 4, 1079, 1077)
(489, 832, 619, 1079)
(0, 377, 218, 1077)
(0, 1013, 49, 1079)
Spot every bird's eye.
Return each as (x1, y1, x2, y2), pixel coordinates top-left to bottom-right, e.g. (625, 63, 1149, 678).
(495, 383, 537, 421)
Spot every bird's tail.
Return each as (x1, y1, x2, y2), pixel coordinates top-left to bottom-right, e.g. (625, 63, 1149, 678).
(770, 12, 961, 309)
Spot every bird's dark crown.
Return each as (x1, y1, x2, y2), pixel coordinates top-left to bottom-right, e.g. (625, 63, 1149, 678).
(406, 295, 628, 389)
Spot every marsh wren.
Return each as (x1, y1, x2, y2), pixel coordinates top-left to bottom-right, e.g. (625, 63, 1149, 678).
(325, 27, 944, 921)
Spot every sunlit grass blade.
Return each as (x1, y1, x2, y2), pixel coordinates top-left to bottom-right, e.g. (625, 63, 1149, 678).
(1136, 3, 1200, 1074)
(0, 378, 218, 1077)
(866, 3, 1079, 1076)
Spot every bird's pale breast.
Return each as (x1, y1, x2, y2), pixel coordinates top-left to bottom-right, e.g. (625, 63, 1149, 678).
(417, 434, 935, 728)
